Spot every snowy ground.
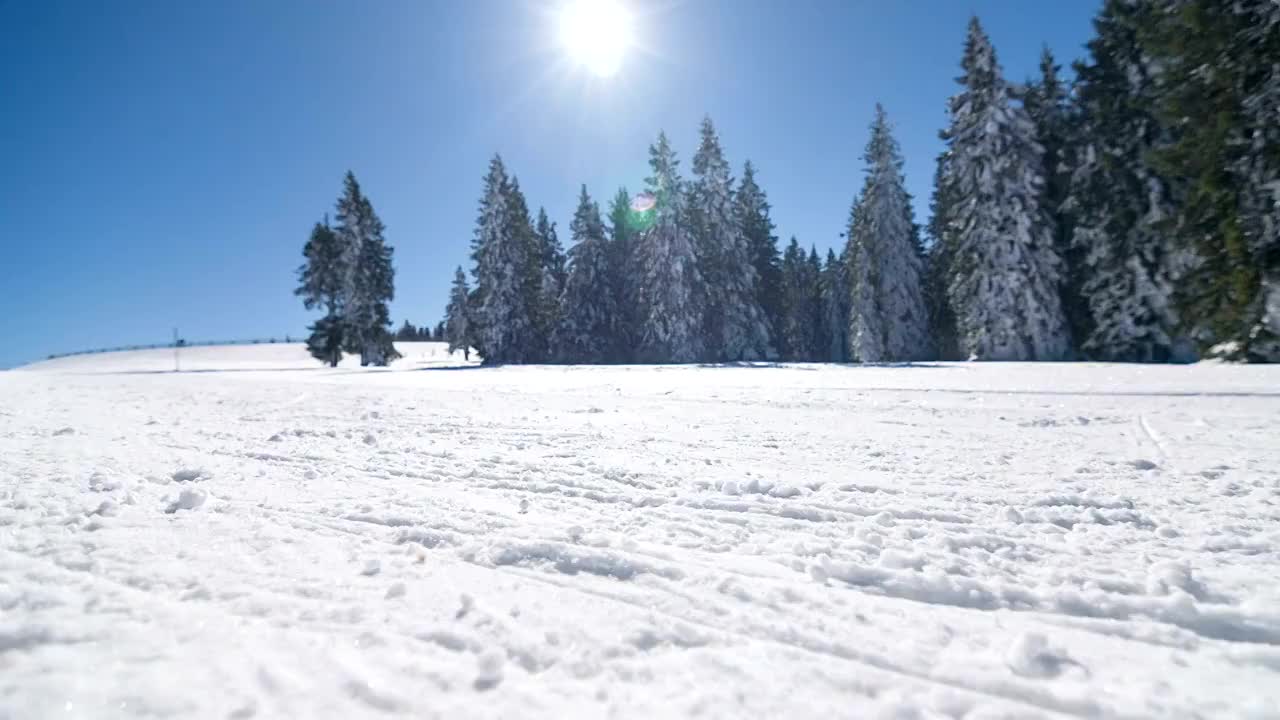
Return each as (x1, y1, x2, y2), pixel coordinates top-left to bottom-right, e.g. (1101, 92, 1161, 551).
(2, 343, 1279, 719)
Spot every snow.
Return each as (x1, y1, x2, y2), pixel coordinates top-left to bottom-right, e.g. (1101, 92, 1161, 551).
(3, 342, 1279, 718)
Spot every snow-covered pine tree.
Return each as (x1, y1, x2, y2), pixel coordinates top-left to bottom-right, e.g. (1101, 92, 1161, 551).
(296, 218, 346, 366)
(508, 178, 544, 362)
(939, 18, 1069, 361)
(846, 105, 933, 362)
(445, 265, 472, 360)
(690, 117, 773, 361)
(470, 155, 537, 365)
(1237, 0, 1280, 357)
(606, 187, 638, 362)
(846, 194, 885, 363)
(805, 247, 824, 360)
(1145, 0, 1279, 361)
(1024, 47, 1087, 351)
(1067, 0, 1186, 362)
(735, 162, 784, 343)
(779, 239, 802, 359)
(820, 248, 850, 362)
(554, 186, 617, 363)
(779, 238, 820, 361)
(534, 207, 566, 361)
(332, 172, 398, 366)
(634, 132, 705, 363)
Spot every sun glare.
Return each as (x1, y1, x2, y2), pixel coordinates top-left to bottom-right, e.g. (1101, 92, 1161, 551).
(559, 0, 632, 78)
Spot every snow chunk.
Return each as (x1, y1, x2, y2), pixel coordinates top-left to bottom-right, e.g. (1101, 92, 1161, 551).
(88, 473, 121, 493)
(165, 488, 207, 514)
(1146, 561, 1210, 601)
(878, 549, 925, 571)
(718, 478, 801, 498)
(1006, 632, 1073, 678)
(474, 651, 504, 691)
(171, 468, 212, 483)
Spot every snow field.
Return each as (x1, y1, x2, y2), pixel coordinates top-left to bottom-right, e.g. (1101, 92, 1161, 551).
(2, 344, 1279, 718)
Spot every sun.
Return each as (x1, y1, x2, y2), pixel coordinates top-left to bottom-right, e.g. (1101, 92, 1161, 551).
(559, 0, 633, 78)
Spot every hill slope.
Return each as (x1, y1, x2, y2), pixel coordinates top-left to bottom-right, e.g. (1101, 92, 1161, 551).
(17, 341, 470, 374)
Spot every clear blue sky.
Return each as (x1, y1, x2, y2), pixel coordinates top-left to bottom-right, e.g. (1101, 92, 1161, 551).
(0, 0, 1099, 369)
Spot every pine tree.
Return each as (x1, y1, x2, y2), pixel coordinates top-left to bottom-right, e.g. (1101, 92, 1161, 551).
(395, 320, 417, 342)
(333, 172, 398, 366)
(633, 132, 705, 363)
(820, 248, 850, 362)
(534, 207, 566, 361)
(432, 321, 445, 342)
(779, 238, 820, 360)
(1025, 47, 1088, 351)
(470, 156, 537, 364)
(846, 105, 933, 362)
(924, 151, 962, 360)
(1067, 0, 1186, 362)
(305, 316, 345, 368)
(847, 196, 885, 363)
(606, 187, 638, 361)
(555, 186, 618, 363)
(806, 247, 824, 360)
(296, 218, 346, 366)
(508, 178, 545, 362)
(735, 162, 784, 342)
(938, 18, 1069, 361)
(1145, 0, 1279, 361)
(690, 117, 773, 361)
(445, 266, 472, 361)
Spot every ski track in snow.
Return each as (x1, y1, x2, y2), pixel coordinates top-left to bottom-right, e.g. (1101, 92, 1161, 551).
(2, 343, 1279, 719)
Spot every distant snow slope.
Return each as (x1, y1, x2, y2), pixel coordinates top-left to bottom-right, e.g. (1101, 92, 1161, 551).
(2, 346, 1279, 718)
(20, 341, 469, 374)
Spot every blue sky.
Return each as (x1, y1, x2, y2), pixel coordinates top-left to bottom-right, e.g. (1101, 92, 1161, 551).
(0, 0, 1099, 369)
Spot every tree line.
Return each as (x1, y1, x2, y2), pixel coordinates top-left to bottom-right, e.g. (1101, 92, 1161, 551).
(299, 1, 1278, 366)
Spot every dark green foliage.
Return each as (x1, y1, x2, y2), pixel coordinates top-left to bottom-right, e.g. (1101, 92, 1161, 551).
(924, 152, 962, 360)
(1143, 0, 1279, 360)
(305, 314, 344, 368)
(296, 219, 345, 366)
(1025, 48, 1088, 353)
(736, 162, 784, 344)
(779, 239, 821, 361)
(555, 186, 618, 363)
(820, 248, 850, 362)
(606, 187, 638, 360)
(534, 207, 567, 361)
